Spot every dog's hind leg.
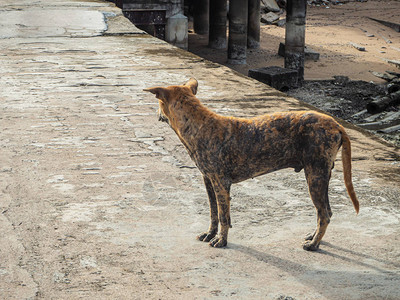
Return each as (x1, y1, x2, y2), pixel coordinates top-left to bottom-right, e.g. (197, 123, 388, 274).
(197, 176, 219, 242)
(305, 169, 333, 242)
(303, 165, 332, 251)
(208, 178, 232, 248)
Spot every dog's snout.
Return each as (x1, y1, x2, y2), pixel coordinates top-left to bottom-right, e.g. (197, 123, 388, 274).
(158, 111, 169, 123)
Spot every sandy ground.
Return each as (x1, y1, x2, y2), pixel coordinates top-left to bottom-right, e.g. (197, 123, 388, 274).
(188, 0, 400, 83)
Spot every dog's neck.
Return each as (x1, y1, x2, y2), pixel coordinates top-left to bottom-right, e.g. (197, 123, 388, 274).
(168, 95, 220, 150)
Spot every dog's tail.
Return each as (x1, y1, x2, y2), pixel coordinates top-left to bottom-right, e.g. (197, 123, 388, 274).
(341, 130, 359, 214)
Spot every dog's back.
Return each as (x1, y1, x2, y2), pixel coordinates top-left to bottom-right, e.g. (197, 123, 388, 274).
(193, 111, 343, 184)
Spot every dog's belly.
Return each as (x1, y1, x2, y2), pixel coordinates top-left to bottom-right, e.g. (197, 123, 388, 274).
(191, 130, 303, 183)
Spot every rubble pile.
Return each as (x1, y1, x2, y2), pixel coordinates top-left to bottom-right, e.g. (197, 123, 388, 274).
(260, 0, 285, 26)
(308, 0, 347, 6)
(354, 69, 400, 144)
(288, 75, 400, 146)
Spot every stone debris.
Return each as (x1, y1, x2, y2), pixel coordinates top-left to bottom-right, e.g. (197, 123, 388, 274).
(308, 0, 346, 6)
(307, 0, 368, 7)
(349, 42, 366, 51)
(366, 91, 400, 114)
(260, 0, 285, 27)
(370, 71, 397, 82)
(261, 0, 281, 13)
(379, 33, 392, 44)
(261, 12, 280, 25)
(387, 59, 400, 69)
(288, 77, 400, 145)
(354, 71, 400, 135)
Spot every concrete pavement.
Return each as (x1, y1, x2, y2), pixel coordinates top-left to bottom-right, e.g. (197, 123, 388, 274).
(0, 0, 399, 299)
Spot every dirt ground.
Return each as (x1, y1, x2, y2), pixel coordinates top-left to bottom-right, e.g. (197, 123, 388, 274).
(188, 0, 400, 82)
(188, 0, 400, 146)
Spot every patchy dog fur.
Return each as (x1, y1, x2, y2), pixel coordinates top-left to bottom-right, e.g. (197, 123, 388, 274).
(144, 78, 359, 251)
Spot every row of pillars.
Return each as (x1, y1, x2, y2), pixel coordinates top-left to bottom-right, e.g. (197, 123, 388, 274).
(192, 0, 307, 84)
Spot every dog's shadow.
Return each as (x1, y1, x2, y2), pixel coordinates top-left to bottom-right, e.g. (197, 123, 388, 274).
(229, 241, 399, 298)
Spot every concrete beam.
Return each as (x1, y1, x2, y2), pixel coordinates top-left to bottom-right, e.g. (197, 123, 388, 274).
(249, 66, 298, 91)
(209, 0, 227, 49)
(228, 0, 248, 64)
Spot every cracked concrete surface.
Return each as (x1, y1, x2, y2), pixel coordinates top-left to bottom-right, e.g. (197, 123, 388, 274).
(0, 0, 399, 299)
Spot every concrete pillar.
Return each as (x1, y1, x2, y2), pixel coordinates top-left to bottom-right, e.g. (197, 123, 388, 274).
(228, 0, 248, 64)
(247, 0, 260, 49)
(115, 0, 123, 9)
(171, 0, 184, 16)
(209, 0, 227, 49)
(284, 0, 307, 85)
(166, 14, 188, 50)
(193, 0, 209, 35)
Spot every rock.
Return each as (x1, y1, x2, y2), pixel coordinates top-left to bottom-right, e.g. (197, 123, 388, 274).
(333, 75, 350, 85)
(261, 12, 280, 24)
(261, 0, 281, 13)
(276, 18, 286, 27)
(349, 42, 366, 51)
(278, 42, 320, 61)
(387, 83, 400, 94)
(370, 71, 397, 82)
(308, 0, 349, 6)
(276, 0, 287, 9)
(387, 59, 400, 69)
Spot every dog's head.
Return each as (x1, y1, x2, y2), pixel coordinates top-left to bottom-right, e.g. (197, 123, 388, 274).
(143, 78, 198, 125)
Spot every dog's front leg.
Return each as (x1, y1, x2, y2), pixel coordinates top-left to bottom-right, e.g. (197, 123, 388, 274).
(208, 178, 232, 248)
(197, 176, 219, 243)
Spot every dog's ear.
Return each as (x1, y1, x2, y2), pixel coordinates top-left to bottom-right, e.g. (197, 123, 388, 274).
(184, 78, 198, 95)
(143, 87, 170, 102)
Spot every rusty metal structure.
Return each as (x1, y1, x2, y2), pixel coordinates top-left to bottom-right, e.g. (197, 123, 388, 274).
(123, 9, 167, 39)
(118, 0, 186, 48)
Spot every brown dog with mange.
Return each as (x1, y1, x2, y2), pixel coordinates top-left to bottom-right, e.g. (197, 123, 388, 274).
(144, 78, 359, 251)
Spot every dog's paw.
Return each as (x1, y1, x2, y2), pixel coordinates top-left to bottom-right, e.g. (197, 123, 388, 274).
(302, 241, 320, 251)
(197, 231, 217, 243)
(209, 236, 227, 248)
(304, 231, 316, 241)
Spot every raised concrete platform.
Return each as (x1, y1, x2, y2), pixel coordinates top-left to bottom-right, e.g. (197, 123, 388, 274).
(0, 1, 399, 299)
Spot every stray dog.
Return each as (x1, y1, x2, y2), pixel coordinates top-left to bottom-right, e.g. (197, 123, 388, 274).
(144, 78, 359, 251)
